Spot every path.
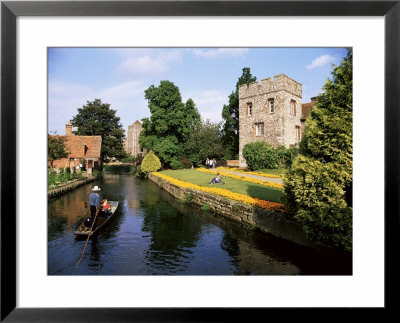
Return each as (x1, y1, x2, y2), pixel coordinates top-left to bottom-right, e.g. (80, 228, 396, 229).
(217, 169, 284, 184)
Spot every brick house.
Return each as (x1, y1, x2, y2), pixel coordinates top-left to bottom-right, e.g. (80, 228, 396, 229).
(50, 122, 102, 175)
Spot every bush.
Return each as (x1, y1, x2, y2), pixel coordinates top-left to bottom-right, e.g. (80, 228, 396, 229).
(201, 204, 210, 212)
(242, 141, 279, 170)
(182, 157, 193, 169)
(141, 150, 162, 173)
(121, 155, 136, 163)
(284, 49, 353, 252)
(170, 158, 184, 170)
(276, 145, 299, 168)
(103, 164, 132, 174)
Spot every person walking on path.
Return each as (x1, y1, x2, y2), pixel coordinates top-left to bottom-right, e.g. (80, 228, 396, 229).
(212, 158, 216, 169)
(206, 158, 210, 169)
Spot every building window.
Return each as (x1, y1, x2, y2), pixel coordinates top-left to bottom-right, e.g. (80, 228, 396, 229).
(268, 99, 274, 113)
(290, 100, 297, 116)
(295, 126, 301, 139)
(255, 123, 264, 136)
(247, 102, 253, 116)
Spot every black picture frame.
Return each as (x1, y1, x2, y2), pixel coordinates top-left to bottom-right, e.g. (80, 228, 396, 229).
(1, 0, 398, 321)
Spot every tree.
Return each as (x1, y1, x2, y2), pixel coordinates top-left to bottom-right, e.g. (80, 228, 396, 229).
(71, 99, 126, 166)
(221, 67, 257, 159)
(183, 120, 225, 167)
(139, 81, 201, 167)
(141, 150, 162, 174)
(283, 49, 353, 252)
(48, 134, 69, 169)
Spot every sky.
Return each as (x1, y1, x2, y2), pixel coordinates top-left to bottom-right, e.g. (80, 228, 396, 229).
(48, 47, 348, 135)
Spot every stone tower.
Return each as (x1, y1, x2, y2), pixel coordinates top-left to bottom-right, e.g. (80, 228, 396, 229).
(126, 120, 143, 157)
(238, 74, 302, 168)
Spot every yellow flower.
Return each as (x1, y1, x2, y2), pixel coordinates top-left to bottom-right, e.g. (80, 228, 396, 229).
(152, 172, 286, 213)
(197, 168, 283, 190)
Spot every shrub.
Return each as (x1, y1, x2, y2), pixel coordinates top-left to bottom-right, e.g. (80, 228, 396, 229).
(134, 155, 144, 166)
(276, 145, 299, 168)
(170, 158, 184, 170)
(121, 155, 136, 163)
(242, 141, 279, 170)
(182, 192, 194, 203)
(141, 150, 162, 173)
(182, 157, 193, 169)
(103, 164, 132, 174)
(201, 204, 210, 212)
(284, 49, 353, 252)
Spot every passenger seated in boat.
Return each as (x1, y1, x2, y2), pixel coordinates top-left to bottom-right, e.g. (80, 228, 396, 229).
(101, 199, 111, 216)
(210, 173, 225, 185)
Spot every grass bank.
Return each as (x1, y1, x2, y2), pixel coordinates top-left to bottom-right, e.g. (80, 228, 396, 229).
(159, 169, 284, 203)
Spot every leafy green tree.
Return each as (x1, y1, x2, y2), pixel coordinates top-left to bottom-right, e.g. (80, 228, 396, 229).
(48, 134, 69, 169)
(184, 120, 225, 167)
(283, 49, 353, 252)
(71, 99, 126, 166)
(141, 150, 162, 174)
(221, 67, 257, 159)
(139, 81, 201, 167)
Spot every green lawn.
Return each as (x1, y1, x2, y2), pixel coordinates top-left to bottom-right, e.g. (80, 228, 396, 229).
(159, 169, 285, 203)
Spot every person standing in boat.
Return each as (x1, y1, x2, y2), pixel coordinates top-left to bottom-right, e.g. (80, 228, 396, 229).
(87, 185, 101, 228)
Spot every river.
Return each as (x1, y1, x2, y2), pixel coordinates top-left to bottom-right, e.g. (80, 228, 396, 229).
(48, 174, 351, 275)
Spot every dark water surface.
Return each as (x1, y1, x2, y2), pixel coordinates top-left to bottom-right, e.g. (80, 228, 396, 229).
(48, 174, 351, 275)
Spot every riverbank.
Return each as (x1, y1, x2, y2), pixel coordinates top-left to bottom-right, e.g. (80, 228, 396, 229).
(149, 172, 321, 250)
(48, 176, 95, 199)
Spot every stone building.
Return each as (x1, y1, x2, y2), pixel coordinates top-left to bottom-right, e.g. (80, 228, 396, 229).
(126, 120, 143, 157)
(238, 74, 303, 168)
(50, 122, 102, 175)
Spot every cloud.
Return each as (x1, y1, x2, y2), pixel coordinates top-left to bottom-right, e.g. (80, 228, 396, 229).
(100, 80, 146, 100)
(116, 50, 182, 76)
(306, 54, 337, 70)
(192, 48, 248, 59)
(48, 80, 148, 134)
(183, 89, 229, 123)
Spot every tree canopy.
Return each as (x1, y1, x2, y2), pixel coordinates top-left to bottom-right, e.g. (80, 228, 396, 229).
(71, 99, 126, 164)
(48, 134, 69, 168)
(184, 120, 225, 167)
(139, 80, 201, 167)
(221, 67, 257, 159)
(283, 49, 353, 252)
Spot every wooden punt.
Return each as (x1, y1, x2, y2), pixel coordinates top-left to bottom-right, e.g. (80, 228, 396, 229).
(74, 201, 119, 237)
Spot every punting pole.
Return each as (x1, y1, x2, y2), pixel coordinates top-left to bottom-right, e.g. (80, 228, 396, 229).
(75, 209, 100, 271)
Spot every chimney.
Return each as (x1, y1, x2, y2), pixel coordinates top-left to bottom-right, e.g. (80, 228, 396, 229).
(311, 97, 318, 103)
(66, 121, 73, 136)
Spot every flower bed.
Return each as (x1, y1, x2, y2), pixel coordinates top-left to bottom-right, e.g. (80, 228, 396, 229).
(152, 172, 286, 213)
(217, 166, 282, 179)
(197, 168, 283, 190)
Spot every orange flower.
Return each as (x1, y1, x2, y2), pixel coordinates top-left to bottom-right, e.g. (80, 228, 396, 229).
(152, 172, 286, 213)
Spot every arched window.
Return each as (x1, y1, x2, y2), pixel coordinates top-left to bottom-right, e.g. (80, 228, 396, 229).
(247, 102, 253, 116)
(268, 99, 274, 113)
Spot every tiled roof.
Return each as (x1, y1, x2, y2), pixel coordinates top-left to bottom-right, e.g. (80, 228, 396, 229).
(50, 135, 102, 158)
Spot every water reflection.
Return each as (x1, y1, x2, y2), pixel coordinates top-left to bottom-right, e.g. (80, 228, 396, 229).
(48, 174, 351, 275)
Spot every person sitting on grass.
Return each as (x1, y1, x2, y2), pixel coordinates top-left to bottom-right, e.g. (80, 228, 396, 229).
(210, 173, 225, 185)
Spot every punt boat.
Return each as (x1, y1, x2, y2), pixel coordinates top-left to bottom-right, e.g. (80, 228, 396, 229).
(74, 201, 119, 237)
